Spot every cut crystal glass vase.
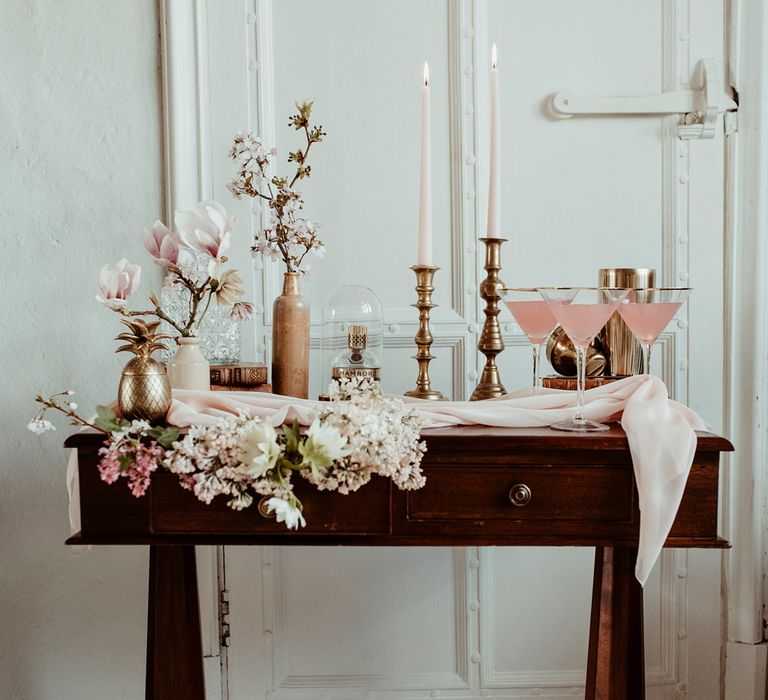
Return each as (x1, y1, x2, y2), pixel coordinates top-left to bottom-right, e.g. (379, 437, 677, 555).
(158, 279, 241, 365)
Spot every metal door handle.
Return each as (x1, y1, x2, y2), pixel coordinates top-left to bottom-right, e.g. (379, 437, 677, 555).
(549, 59, 737, 139)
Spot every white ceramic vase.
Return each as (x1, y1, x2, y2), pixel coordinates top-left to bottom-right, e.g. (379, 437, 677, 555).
(167, 337, 211, 390)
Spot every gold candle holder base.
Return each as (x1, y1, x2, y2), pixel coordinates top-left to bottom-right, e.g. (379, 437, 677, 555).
(470, 237, 507, 401)
(404, 265, 447, 401)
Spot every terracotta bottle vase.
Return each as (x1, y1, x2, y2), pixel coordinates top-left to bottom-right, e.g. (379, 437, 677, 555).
(272, 272, 309, 398)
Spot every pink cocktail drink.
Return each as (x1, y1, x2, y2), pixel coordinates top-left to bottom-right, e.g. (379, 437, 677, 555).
(504, 300, 557, 344)
(550, 303, 619, 347)
(615, 289, 690, 374)
(538, 287, 629, 433)
(618, 302, 682, 343)
(502, 289, 561, 390)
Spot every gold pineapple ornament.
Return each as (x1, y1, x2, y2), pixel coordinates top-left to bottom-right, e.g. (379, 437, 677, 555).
(116, 319, 172, 422)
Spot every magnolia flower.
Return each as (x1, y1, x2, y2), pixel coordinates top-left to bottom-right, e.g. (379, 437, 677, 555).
(265, 497, 306, 530)
(299, 419, 350, 470)
(95, 258, 141, 311)
(230, 302, 255, 321)
(175, 201, 234, 260)
(237, 422, 281, 478)
(215, 270, 245, 306)
(27, 417, 55, 434)
(143, 220, 193, 270)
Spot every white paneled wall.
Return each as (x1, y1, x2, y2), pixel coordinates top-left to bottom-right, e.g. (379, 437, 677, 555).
(164, 1, 732, 697)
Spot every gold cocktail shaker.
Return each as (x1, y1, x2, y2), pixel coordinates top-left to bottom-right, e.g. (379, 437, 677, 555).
(598, 268, 655, 376)
(546, 327, 608, 377)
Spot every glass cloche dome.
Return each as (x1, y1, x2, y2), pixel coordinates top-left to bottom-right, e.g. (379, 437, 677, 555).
(320, 285, 384, 392)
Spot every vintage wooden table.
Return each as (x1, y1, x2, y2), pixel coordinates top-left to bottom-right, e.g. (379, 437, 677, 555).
(65, 425, 732, 700)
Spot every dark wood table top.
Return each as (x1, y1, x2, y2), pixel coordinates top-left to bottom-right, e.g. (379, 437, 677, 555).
(64, 424, 734, 451)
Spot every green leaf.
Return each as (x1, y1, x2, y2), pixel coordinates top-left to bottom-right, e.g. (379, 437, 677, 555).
(280, 456, 301, 472)
(117, 454, 134, 473)
(94, 405, 131, 433)
(96, 405, 116, 422)
(282, 420, 300, 456)
(148, 426, 180, 449)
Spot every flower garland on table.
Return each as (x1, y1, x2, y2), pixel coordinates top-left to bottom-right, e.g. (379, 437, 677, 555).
(29, 379, 426, 530)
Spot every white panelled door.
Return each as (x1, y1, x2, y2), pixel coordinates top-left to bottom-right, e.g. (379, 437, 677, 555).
(167, 1, 734, 697)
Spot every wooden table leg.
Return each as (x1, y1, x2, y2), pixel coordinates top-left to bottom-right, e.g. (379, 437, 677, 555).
(146, 545, 206, 700)
(585, 546, 645, 699)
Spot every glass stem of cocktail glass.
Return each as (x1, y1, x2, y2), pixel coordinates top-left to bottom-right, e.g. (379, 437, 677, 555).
(532, 342, 542, 390)
(641, 342, 652, 375)
(574, 343, 588, 423)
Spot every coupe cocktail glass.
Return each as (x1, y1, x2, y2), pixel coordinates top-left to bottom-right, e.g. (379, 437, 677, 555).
(538, 287, 629, 432)
(617, 287, 692, 374)
(502, 287, 557, 389)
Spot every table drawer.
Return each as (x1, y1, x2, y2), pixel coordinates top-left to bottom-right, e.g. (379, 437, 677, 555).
(406, 465, 634, 523)
(150, 473, 392, 535)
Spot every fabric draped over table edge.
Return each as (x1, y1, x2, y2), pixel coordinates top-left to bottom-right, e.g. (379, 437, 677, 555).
(67, 374, 709, 585)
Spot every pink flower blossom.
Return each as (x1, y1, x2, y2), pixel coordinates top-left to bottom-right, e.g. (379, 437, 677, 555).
(97, 440, 163, 498)
(143, 221, 193, 270)
(177, 474, 196, 492)
(97, 446, 121, 484)
(175, 200, 234, 259)
(95, 258, 141, 311)
(229, 301, 255, 321)
(128, 443, 162, 497)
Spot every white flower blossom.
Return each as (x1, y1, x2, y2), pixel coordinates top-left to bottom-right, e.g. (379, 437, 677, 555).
(265, 497, 306, 530)
(228, 489, 254, 511)
(27, 417, 56, 435)
(238, 422, 281, 477)
(299, 419, 350, 470)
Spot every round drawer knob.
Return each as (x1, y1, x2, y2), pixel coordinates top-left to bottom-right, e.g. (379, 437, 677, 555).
(257, 496, 276, 519)
(509, 484, 532, 507)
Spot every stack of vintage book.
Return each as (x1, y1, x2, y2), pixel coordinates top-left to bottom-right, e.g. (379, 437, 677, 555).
(210, 363, 271, 393)
(541, 376, 614, 391)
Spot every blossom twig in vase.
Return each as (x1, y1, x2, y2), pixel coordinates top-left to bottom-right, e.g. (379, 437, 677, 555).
(95, 200, 254, 333)
(227, 101, 326, 274)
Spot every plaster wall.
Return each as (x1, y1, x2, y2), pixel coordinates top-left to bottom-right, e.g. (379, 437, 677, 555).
(0, 1, 162, 697)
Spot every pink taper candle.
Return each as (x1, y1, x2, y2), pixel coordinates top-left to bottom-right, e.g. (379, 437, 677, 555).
(418, 62, 432, 266)
(486, 44, 501, 238)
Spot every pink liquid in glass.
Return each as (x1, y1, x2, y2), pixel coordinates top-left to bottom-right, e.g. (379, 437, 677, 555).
(504, 300, 557, 344)
(618, 302, 682, 343)
(551, 303, 618, 346)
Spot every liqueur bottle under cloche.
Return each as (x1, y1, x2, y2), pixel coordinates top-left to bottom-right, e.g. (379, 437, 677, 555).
(331, 324, 381, 382)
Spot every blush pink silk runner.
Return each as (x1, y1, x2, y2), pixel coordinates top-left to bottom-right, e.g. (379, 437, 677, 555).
(70, 375, 709, 585)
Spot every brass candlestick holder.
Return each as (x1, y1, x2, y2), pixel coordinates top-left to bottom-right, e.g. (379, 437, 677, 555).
(405, 265, 446, 400)
(470, 237, 507, 400)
